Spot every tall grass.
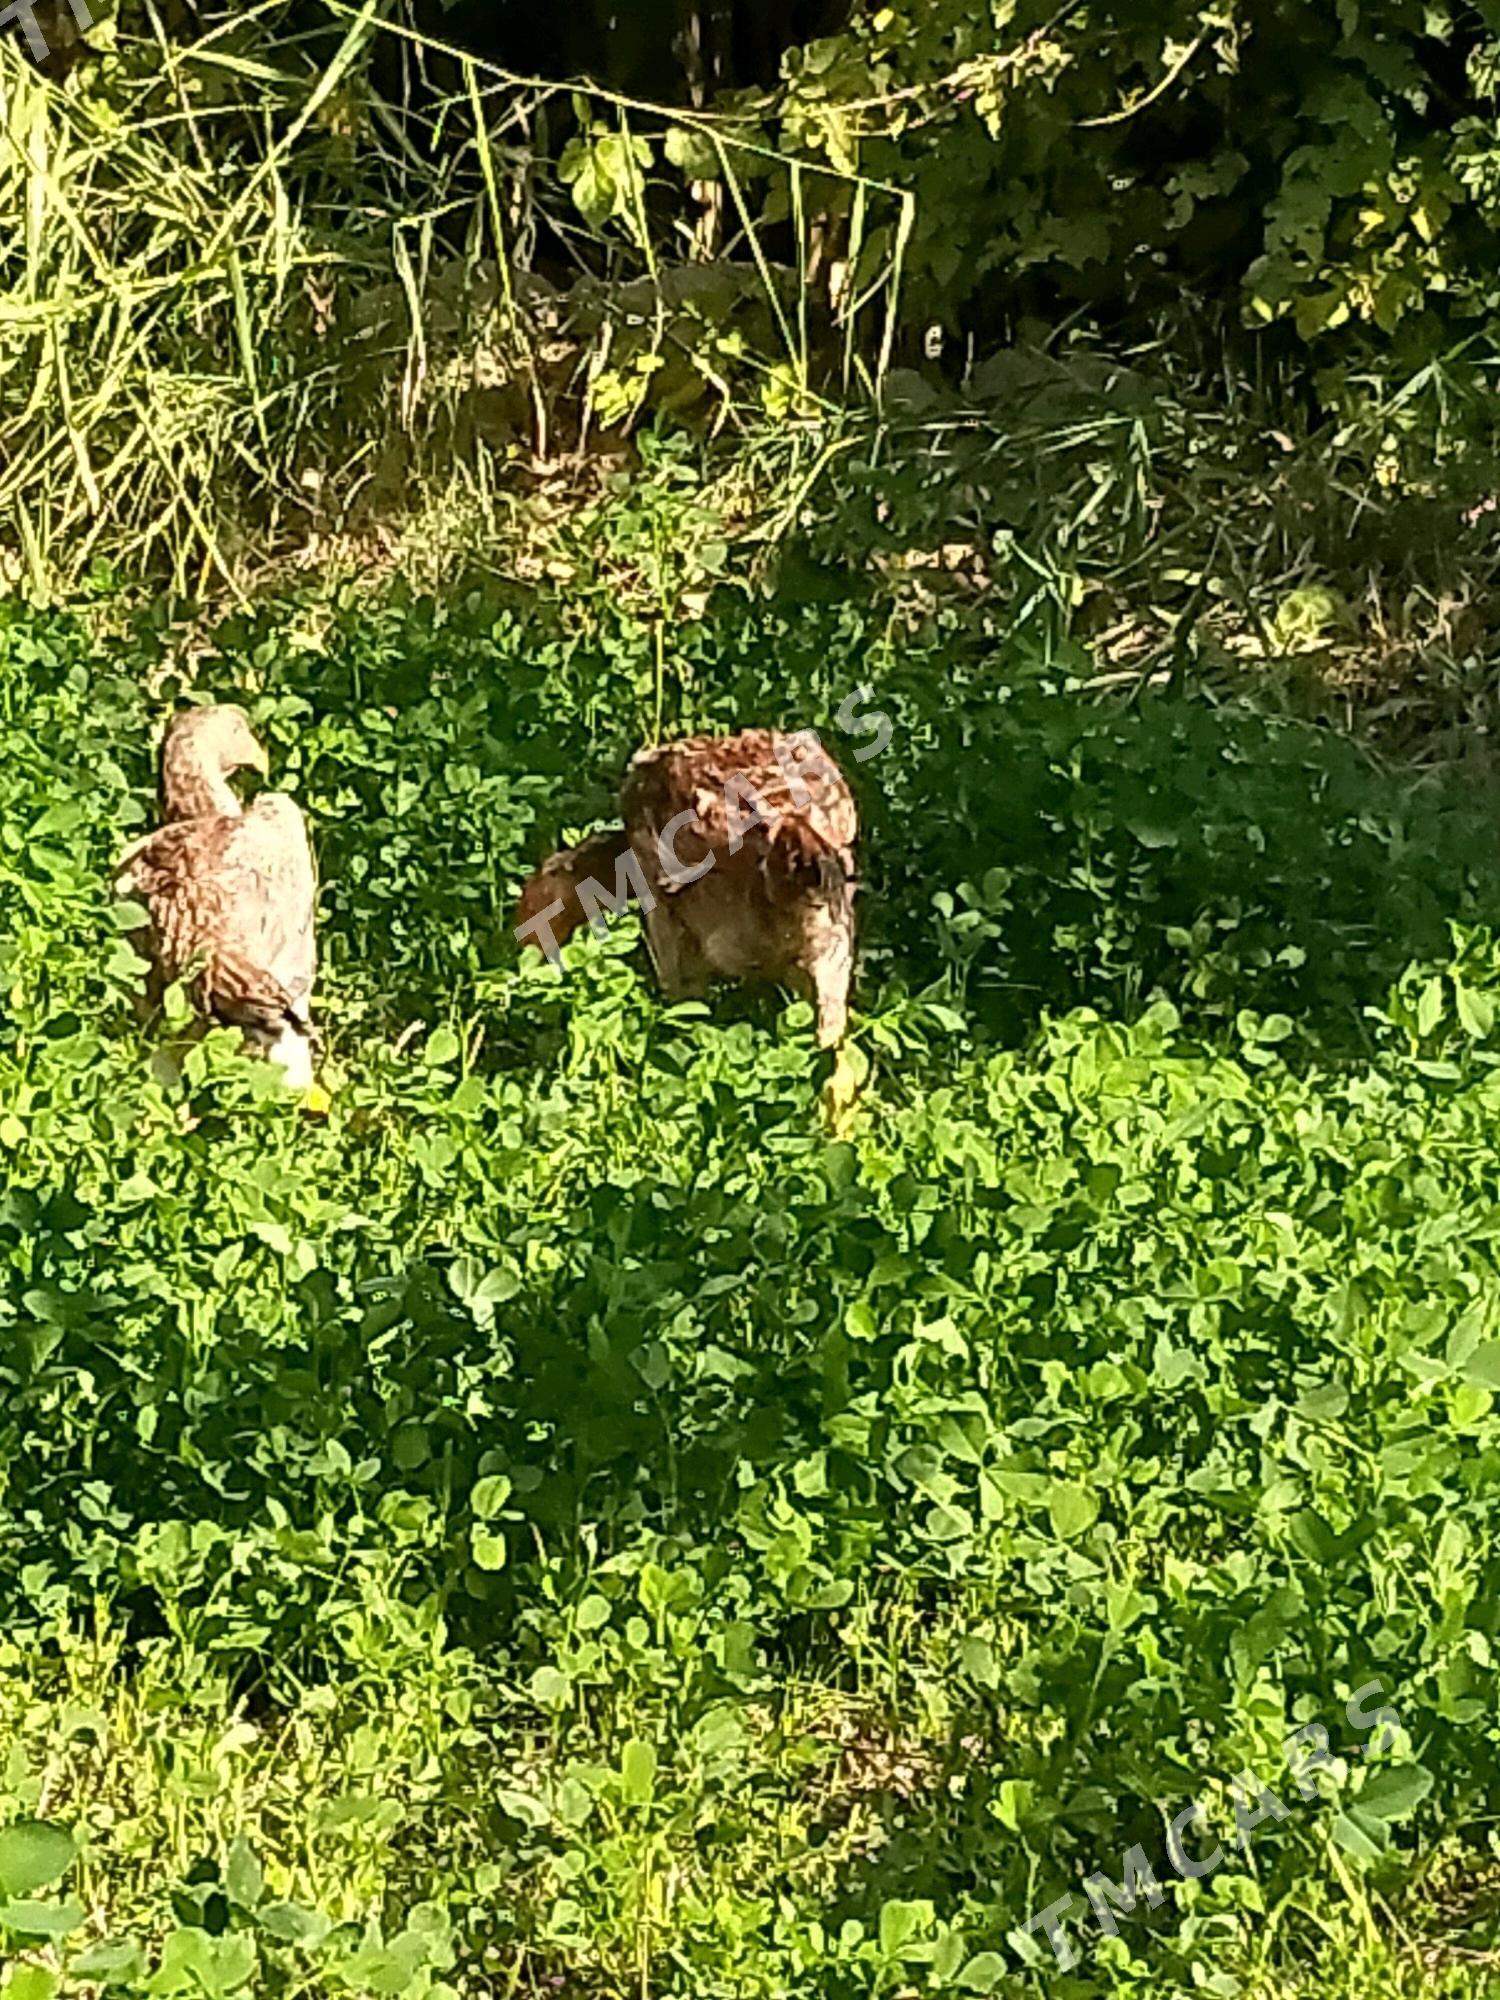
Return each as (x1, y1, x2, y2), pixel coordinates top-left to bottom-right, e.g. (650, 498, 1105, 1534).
(0, 4, 910, 599)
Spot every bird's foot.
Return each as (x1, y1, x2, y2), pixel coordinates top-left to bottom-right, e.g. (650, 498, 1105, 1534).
(819, 1041, 868, 1138)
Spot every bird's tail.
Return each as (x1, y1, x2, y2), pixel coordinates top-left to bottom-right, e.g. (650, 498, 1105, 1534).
(202, 948, 320, 1089)
(261, 1019, 318, 1092)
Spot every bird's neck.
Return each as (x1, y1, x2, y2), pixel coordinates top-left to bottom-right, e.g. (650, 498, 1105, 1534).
(160, 748, 240, 822)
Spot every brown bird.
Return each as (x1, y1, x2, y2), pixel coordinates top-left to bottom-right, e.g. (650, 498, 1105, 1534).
(515, 728, 858, 1046)
(115, 706, 320, 1090)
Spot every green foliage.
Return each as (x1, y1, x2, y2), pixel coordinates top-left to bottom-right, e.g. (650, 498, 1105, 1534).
(11, 1, 1500, 597)
(6, 577, 1500, 1992)
(768, 0, 1500, 361)
(559, 107, 654, 239)
(8, 7, 1500, 1992)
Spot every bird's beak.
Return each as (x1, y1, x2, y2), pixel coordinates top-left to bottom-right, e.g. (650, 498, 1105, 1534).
(248, 743, 270, 776)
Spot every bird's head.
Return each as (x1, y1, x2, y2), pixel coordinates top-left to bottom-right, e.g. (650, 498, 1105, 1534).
(513, 829, 635, 957)
(513, 849, 592, 955)
(172, 704, 269, 776)
(161, 704, 269, 818)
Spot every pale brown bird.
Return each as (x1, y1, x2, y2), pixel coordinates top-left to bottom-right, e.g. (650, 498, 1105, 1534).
(515, 728, 858, 1046)
(115, 706, 320, 1090)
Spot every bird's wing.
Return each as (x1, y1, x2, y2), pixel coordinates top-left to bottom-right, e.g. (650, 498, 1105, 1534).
(623, 730, 857, 890)
(115, 793, 317, 1033)
(236, 795, 317, 1019)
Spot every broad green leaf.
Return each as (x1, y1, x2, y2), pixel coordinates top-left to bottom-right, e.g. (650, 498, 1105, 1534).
(0, 1899, 86, 1938)
(225, 1835, 263, 1910)
(957, 1636, 999, 1687)
(1331, 1811, 1386, 1862)
(494, 1788, 550, 1829)
(575, 1593, 612, 1633)
(3, 1968, 58, 2000)
(665, 126, 719, 179)
(0, 1822, 74, 1900)
(1415, 977, 1445, 1037)
(256, 1903, 331, 1947)
(994, 1779, 1033, 1833)
(1357, 1764, 1433, 1822)
(423, 1026, 461, 1067)
(153, 1927, 256, 1996)
(1455, 983, 1495, 1039)
(1048, 1480, 1099, 1540)
(1287, 1509, 1339, 1564)
(620, 1739, 657, 1806)
(958, 1953, 1008, 1994)
(471, 1474, 512, 1520)
(69, 1939, 148, 1983)
(529, 1666, 572, 1708)
(878, 1899, 932, 1957)
(925, 1502, 974, 1543)
(1460, 1342, 1500, 1390)
(471, 1525, 507, 1571)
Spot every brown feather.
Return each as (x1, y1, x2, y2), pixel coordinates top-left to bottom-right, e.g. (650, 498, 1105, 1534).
(517, 729, 858, 1045)
(513, 828, 634, 952)
(116, 710, 318, 1085)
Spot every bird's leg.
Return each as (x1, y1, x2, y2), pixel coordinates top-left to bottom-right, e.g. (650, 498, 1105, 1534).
(643, 904, 711, 1001)
(814, 974, 849, 1048)
(807, 912, 861, 1134)
(808, 925, 853, 1048)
